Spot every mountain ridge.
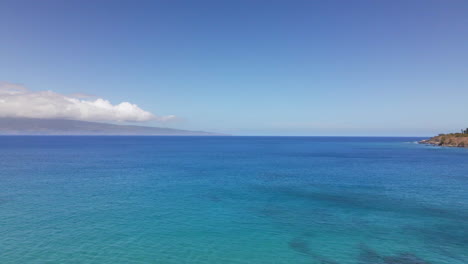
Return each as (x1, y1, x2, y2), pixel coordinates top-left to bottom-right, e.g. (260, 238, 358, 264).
(0, 118, 220, 135)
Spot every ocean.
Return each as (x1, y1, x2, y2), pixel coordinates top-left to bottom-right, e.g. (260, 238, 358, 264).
(1, 136, 467, 264)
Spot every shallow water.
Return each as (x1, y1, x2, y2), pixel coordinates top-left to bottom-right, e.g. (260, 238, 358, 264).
(1, 136, 467, 263)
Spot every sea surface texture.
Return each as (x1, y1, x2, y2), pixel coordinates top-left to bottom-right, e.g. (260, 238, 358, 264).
(1, 136, 467, 264)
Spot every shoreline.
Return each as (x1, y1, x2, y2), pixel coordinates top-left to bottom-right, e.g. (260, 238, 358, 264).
(419, 134, 468, 148)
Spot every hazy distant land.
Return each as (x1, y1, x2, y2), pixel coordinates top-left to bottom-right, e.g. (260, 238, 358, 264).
(0, 118, 218, 136)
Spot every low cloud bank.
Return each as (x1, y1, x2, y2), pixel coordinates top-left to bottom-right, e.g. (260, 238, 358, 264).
(0, 82, 174, 122)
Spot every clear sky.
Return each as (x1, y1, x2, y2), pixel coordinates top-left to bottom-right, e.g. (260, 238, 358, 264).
(1, 0, 467, 136)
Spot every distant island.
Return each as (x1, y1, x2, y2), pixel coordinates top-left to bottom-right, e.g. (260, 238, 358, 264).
(0, 118, 219, 136)
(419, 128, 468, 148)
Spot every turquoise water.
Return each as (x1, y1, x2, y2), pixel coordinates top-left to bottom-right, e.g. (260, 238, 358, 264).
(1, 136, 467, 264)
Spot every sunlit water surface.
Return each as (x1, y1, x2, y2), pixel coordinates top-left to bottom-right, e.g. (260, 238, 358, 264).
(1, 136, 467, 264)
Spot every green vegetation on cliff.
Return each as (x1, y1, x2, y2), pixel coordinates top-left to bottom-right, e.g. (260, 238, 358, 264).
(420, 132, 468, 148)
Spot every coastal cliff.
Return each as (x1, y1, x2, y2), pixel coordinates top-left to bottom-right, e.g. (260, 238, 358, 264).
(419, 133, 468, 148)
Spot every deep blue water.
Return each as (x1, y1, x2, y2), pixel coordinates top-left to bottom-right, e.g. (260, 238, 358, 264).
(1, 136, 467, 264)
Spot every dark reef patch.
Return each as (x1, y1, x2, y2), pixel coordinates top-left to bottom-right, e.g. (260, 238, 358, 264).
(253, 185, 468, 221)
(206, 194, 222, 202)
(288, 237, 339, 264)
(404, 222, 468, 259)
(287, 241, 432, 264)
(382, 253, 431, 264)
(288, 237, 312, 255)
(358, 245, 431, 264)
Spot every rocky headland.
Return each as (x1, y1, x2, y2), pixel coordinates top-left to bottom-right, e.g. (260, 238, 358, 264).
(419, 133, 468, 148)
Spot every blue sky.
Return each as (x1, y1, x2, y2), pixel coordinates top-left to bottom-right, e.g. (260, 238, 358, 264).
(1, 0, 467, 136)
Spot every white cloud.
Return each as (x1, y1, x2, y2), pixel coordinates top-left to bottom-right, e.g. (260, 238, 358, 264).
(0, 82, 174, 122)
